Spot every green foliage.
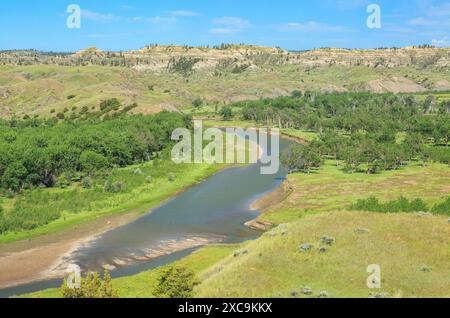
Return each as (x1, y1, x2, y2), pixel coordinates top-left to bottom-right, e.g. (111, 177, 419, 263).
(1, 162, 27, 191)
(291, 90, 303, 98)
(219, 106, 233, 121)
(81, 177, 93, 189)
(100, 98, 121, 112)
(103, 180, 125, 193)
(192, 98, 203, 108)
(168, 57, 201, 75)
(237, 92, 449, 172)
(350, 196, 431, 214)
(153, 266, 197, 298)
(0, 111, 187, 192)
(61, 270, 117, 298)
(281, 144, 322, 173)
(431, 197, 450, 215)
(80, 151, 109, 176)
(0, 111, 191, 233)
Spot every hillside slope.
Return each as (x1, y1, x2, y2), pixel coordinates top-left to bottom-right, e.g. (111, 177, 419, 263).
(1, 45, 450, 117)
(196, 211, 450, 298)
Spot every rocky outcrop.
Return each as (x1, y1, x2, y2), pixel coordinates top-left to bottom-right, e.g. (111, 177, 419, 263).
(1, 45, 449, 72)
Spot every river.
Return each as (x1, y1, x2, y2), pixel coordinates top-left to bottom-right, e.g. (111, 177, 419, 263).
(0, 137, 292, 297)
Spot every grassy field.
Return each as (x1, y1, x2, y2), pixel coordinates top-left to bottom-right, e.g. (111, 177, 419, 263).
(195, 160, 449, 298)
(20, 159, 450, 298)
(259, 161, 450, 225)
(2, 64, 450, 118)
(196, 211, 450, 298)
(0, 160, 224, 244)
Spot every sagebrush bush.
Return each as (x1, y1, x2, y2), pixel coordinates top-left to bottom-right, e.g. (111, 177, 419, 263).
(154, 266, 197, 298)
(351, 196, 429, 213)
(431, 197, 450, 215)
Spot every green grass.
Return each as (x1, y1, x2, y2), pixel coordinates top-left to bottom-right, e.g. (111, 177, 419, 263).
(260, 161, 450, 225)
(281, 129, 318, 142)
(2, 64, 450, 118)
(192, 160, 449, 298)
(195, 211, 450, 298)
(12, 127, 450, 298)
(0, 160, 224, 244)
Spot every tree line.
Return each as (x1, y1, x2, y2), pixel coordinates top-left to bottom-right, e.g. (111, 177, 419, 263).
(232, 92, 449, 173)
(0, 111, 191, 193)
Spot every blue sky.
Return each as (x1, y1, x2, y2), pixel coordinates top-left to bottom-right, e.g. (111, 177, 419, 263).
(1, 0, 450, 51)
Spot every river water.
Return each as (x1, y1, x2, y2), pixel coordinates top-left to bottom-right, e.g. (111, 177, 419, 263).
(0, 137, 291, 297)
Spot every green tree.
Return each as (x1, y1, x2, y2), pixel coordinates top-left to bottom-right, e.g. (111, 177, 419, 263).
(220, 106, 233, 121)
(61, 270, 117, 298)
(79, 151, 109, 176)
(192, 98, 203, 108)
(154, 266, 197, 298)
(1, 162, 27, 191)
(281, 145, 322, 174)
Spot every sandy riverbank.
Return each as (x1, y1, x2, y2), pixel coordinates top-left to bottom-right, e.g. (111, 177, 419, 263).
(0, 211, 142, 289)
(245, 180, 294, 231)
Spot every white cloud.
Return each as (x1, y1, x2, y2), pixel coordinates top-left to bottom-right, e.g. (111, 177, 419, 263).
(432, 37, 450, 47)
(209, 28, 240, 35)
(278, 21, 348, 32)
(407, 17, 437, 26)
(169, 10, 200, 17)
(86, 33, 129, 38)
(427, 3, 450, 17)
(147, 16, 177, 25)
(81, 10, 118, 22)
(209, 16, 250, 35)
(213, 16, 250, 29)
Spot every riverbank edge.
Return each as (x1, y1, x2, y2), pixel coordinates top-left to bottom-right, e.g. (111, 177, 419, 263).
(245, 180, 294, 231)
(10, 125, 300, 295)
(0, 164, 227, 290)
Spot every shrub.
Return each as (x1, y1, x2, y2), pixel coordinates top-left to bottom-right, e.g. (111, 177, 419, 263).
(431, 197, 450, 215)
(351, 196, 429, 213)
(154, 266, 197, 298)
(192, 98, 203, 108)
(81, 177, 93, 189)
(219, 106, 233, 121)
(61, 270, 117, 298)
(100, 98, 121, 112)
(80, 151, 109, 176)
(281, 145, 322, 174)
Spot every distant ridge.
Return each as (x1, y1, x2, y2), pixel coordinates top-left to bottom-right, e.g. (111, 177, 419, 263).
(1, 44, 449, 71)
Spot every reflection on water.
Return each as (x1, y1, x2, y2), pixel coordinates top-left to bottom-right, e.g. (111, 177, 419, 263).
(0, 137, 292, 297)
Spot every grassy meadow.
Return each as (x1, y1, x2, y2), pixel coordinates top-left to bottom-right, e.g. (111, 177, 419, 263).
(22, 159, 449, 298)
(2, 63, 450, 118)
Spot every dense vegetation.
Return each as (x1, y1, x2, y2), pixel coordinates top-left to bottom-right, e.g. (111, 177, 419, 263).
(61, 270, 117, 298)
(0, 111, 191, 233)
(350, 196, 450, 215)
(234, 92, 449, 173)
(154, 266, 197, 298)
